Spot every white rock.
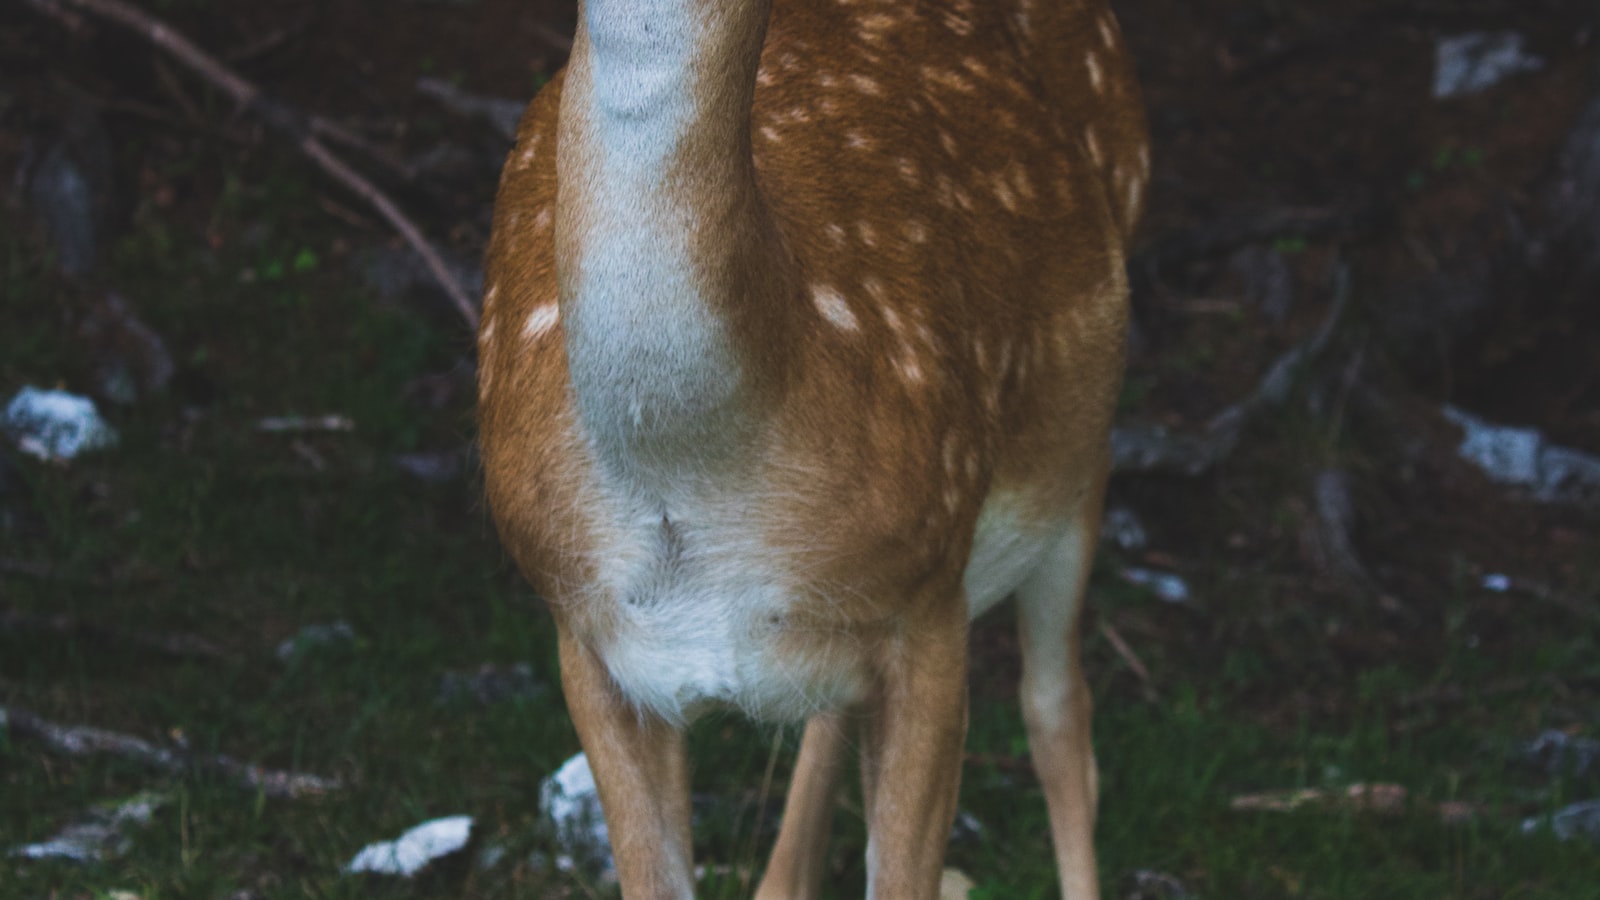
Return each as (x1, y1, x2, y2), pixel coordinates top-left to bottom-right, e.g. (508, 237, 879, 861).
(1435, 32, 1544, 99)
(1481, 573, 1512, 592)
(1, 386, 118, 462)
(539, 752, 612, 873)
(1523, 799, 1600, 843)
(1121, 566, 1192, 604)
(8, 793, 165, 863)
(345, 815, 473, 877)
(1445, 406, 1600, 506)
(1102, 505, 1149, 552)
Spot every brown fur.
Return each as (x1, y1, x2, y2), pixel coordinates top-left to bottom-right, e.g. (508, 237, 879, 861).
(479, 0, 1147, 896)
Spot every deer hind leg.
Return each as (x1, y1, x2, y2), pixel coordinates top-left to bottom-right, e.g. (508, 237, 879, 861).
(857, 597, 970, 900)
(1015, 503, 1105, 900)
(754, 712, 850, 900)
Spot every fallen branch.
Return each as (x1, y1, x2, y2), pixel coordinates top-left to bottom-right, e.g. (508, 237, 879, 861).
(255, 413, 355, 434)
(1305, 468, 1381, 594)
(417, 77, 525, 141)
(0, 609, 225, 660)
(22, 0, 477, 329)
(531, 22, 575, 54)
(0, 704, 342, 798)
(1098, 619, 1158, 702)
(1112, 263, 1351, 475)
(1230, 782, 1480, 825)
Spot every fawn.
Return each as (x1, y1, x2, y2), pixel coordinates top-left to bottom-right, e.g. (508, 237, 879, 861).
(478, 0, 1148, 895)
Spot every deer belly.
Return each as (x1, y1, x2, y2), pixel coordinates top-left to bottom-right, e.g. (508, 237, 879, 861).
(964, 488, 1062, 619)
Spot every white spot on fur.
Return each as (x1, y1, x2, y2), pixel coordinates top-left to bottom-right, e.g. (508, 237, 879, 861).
(850, 74, 883, 96)
(1086, 52, 1104, 92)
(1099, 16, 1117, 49)
(882, 305, 905, 334)
(812, 285, 859, 331)
(1085, 125, 1103, 167)
(533, 208, 552, 231)
(922, 66, 975, 93)
(1011, 163, 1035, 201)
(903, 219, 928, 243)
(825, 223, 848, 247)
(857, 220, 878, 247)
(760, 126, 780, 142)
(897, 354, 925, 385)
(523, 303, 560, 340)
(897, 157, 921, 186)
(941, 12, 974, 36)
(859, 13, 897, 32)
(994, 175, 1018, 213)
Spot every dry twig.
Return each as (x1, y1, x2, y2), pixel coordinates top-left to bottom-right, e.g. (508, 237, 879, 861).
(1098, 619, 1158, 702)
(21, 0, 478, 329)
(1112, 263, 1352, 474)
(0, 704, 342, 798)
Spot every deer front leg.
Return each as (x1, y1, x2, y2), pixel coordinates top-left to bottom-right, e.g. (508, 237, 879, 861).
(859, 603, 970, 900)
(557, 626, 695, 899)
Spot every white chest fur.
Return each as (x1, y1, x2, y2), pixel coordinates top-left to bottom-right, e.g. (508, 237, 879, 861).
(585, 487, 868, 726)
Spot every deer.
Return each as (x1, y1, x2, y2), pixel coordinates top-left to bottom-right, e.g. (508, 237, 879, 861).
(477, 0, 1148, 895)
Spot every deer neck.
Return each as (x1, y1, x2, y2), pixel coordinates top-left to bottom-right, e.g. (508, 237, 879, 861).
(556, 0, 797, 486)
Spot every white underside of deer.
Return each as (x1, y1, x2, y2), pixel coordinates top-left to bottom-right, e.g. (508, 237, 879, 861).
(477, 0, 1149, 895)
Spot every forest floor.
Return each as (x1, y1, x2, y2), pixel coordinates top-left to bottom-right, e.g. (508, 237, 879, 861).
(2, 0, 1599, 897)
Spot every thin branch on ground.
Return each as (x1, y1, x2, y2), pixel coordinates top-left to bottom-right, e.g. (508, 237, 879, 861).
(0, 608, 226, 660)
(531, 22, 575, 54)
(1112, 263, 1352, 475)
(1133, 204, 1378, 274)
(22, 0, 478, 329)
(222, 12, 312, 64)
(0, 704, 342, 798)
(417, 77, 525, 141)
(1306, 468, 1381, 594)
(1098, 619, 1158, 702)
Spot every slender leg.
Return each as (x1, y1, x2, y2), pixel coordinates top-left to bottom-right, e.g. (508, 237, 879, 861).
(754, 712, 850, 900)
(557, 626, 696, 900)
(1015, 506, 1103, 900)
(859, 597, 970, 900)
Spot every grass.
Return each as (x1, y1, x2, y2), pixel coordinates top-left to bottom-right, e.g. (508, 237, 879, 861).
(4, 158, 1600, 900)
